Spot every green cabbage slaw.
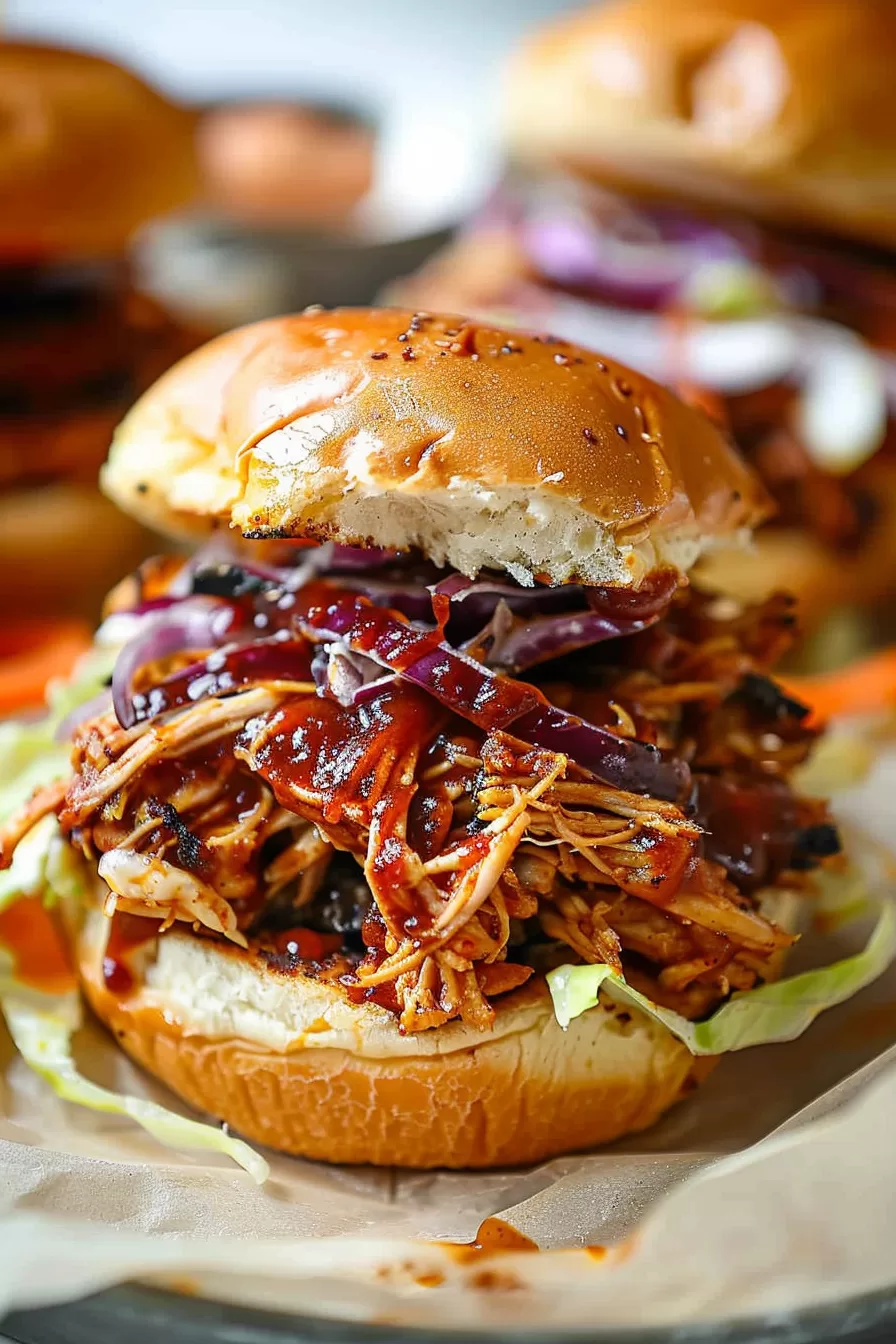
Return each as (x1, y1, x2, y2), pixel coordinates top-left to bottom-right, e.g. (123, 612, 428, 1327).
(548, 883, 896, 1053)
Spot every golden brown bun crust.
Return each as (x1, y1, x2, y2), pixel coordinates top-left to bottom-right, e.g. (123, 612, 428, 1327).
(0, 42, 197, 259)
(103, 307, 768, 587)
(505, 0, 896, 248)
(74, 923, 710, 1168)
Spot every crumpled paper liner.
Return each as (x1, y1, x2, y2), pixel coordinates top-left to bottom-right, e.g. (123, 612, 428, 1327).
(0, 753, 894, 1330)
(1, 1058, 895, 1330)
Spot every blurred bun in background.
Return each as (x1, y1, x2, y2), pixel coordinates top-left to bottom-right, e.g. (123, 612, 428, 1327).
(393, 0, 896, 652)
(0, 41, 197, 259)
(0, 41, 201, 628)
(503, 0, 896, 248)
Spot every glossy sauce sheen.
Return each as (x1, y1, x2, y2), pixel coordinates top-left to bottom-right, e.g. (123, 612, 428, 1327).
(133, 636, 314, 725)
(292, 582, 684, 802)
(298, 582, 546, 728)
(693, 774, 804, 893)
(249, 685, 438, 833)
(442, 1217, 539, 1261)
(102, 911, 162, 994)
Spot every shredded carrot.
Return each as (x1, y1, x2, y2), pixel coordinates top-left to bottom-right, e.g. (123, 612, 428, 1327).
(0, 620, 92, 716)
(781, 647, 896, 724)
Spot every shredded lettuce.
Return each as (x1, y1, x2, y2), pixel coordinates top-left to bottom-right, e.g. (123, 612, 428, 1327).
(793, 730, 876, 800)
(0, 650, 270, 1183)
(0, 817, 57, 912)
(0, 988, 269, 1183)
(548, 898, 896, 1054)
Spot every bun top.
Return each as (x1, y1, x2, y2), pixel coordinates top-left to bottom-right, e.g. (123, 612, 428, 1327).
(103, 306, 768, 587)
(0, 42, 197, 259)
(504, 0, 896, 249)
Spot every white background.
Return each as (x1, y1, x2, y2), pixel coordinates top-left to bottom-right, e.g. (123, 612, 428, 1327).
(5, 1, 576, 105)
(5, 0, 581, 237)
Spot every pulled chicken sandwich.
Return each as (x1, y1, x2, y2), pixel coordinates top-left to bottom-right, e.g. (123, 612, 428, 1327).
(0, 308, 850, 1168)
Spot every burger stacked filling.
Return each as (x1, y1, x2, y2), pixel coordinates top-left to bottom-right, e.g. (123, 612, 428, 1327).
(0, 542, 837, 1034)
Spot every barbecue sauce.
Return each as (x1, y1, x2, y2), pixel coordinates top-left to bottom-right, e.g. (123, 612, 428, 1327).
(295, 582, 547, 732)
(102, 911, 162, 995)
(247, 683, 437, 836)
(441, 1218, 539, 1262)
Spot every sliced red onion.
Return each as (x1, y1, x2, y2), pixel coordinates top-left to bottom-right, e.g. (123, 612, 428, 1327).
(330, 545, 404, 571)
(296, 570, 675, 648)
(522, 214, 687, 311)
(335, 579, 436, 624)
(183, 546, 409, 610)
(520, 199, 747, 311)
(296, 587, 688, 801)
(404, 646, 685, 801)
(433, 574, 585, 643)
(112, 598, 237, 729)
(122, 634, 314, 726)
(432, 573, 478, 601)
(95, 598, 185, 649)
(586, 572, 678, 619)
(433, 573, 573, 610)
(481, 608, 657, 672)
(439, 572, 677, 656)
(461, 599, 515, 663)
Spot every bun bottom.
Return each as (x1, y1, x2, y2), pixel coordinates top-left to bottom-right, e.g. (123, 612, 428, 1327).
(73, 919, 711, 1169)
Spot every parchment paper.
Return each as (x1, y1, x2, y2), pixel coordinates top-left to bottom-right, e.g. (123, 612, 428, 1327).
(0, 750, 895, 1331)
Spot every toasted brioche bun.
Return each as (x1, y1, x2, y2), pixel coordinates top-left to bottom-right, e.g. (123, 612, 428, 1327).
(0, 42, 197, 259)
(71, 905, 708, 1168)
(102, 307, 768, 588)
(504, 0, 896, 249)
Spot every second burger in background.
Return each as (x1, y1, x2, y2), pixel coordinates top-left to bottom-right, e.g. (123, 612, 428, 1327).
(0, 41, 199, 634)
(394, 0, 896, 633)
